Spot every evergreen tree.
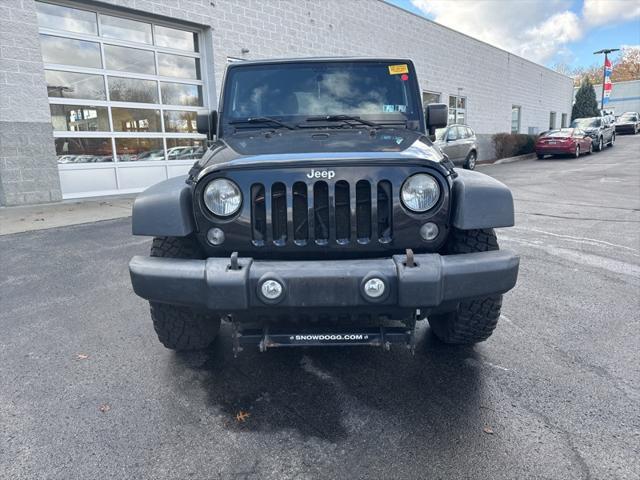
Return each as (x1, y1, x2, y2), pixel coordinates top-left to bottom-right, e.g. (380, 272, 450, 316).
(571, 79, 600, 120)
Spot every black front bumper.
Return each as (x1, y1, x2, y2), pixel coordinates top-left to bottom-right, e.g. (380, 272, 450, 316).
(129, 250, 519, 312)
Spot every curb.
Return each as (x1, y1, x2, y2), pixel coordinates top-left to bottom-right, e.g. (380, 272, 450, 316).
(478, 153, 536, 166)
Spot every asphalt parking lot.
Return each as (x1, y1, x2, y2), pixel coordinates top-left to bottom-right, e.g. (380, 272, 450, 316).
(1, 134, 639, 480)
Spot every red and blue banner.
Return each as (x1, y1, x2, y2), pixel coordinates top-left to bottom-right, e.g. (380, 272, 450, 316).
(603, 58, 612, 105)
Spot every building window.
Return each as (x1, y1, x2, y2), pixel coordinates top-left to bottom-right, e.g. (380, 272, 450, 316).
(36, 1, 207, 165)
(511, 106, 521, 133)
(422, 91, 440, 105)
(549, 111, 556, 130)
(448, 95, 466, 124)
(561, 113, 568, 128)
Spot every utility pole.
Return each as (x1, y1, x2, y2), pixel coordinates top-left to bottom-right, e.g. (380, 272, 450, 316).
(593, 48, 619, 112)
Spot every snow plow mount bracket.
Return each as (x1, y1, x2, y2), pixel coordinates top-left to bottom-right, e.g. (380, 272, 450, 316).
(231, 324, 417, 357)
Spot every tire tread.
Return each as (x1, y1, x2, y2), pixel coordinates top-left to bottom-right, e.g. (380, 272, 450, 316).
(429, 228, 503, 344)
(148, 236, 219, 351)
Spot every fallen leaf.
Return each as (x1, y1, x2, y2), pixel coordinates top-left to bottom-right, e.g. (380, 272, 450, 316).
(99, 404, 111, 413)
(76, 353, 89, 360)
(483, 426, 494, 435)
(235, 410, 250, 422)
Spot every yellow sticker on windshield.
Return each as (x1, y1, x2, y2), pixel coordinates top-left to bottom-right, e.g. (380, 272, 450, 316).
(388, 64, 409, 75)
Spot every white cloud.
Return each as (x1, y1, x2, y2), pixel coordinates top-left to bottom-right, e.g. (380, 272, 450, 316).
(582, 0, 640, 27)
(410, 0, 581, 64)
(410, 0, 638, 65)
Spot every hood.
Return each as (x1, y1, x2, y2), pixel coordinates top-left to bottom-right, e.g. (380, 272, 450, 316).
(190, 128, 448, 180)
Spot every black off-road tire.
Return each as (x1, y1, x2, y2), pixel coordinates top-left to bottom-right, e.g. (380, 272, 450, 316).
(608, 133, 615, 147)
(148, 236, 221, 351)
(536, 153, 544, 159)
(428, 228, 503, 344)
(149, 302, 220, 351)
(150, 235, 204, 259)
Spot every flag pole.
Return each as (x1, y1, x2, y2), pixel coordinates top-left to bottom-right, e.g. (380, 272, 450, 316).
(593, 48, 619, 113)
(601, 52, 607, 111)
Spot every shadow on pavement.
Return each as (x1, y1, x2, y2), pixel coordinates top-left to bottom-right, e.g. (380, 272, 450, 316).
(169, 323, 484, 444)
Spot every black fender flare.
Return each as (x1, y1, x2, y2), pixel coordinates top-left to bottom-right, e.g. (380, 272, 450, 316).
(131, 176, 195, 237)
(450, 169, 514, 229)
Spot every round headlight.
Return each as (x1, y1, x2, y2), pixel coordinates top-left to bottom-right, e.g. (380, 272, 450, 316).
(401, 174, 440, 212)
(203, 179, 242, 216)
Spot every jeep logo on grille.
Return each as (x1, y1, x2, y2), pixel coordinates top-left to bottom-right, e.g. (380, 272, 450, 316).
(307, 169, 335, 180)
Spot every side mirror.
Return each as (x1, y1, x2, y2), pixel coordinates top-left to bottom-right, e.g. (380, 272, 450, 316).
(197, 110, 218, 139)
(425, 103, 448, 136)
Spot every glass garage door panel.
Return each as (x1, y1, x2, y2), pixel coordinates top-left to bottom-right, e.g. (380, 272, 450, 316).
(36, 1, 208, 198)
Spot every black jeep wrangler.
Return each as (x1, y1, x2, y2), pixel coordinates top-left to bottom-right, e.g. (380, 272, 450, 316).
(129, 58, 519, 355)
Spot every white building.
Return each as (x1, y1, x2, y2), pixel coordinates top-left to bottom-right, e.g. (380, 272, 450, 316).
(0, 0, 575, 205)
(592, 80, 640, 115)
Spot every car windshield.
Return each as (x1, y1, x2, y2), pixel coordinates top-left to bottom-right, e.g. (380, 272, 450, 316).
(434, 128, 447, 140)
(571, 118, 600, 128)
(546, 129, 572, 137)
(619, 114, 637, 121)
(221, 61, 420, 134)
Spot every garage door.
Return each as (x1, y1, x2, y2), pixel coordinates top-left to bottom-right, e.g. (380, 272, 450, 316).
(35, 1, 209, 198)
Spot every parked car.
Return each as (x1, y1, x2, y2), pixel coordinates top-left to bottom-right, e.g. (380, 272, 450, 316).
(128, 57, 519, 356)
(432, 124, 478, 169)
(535, 128, 593, 159)
(166, 146, 204, 160)
(569, 116, 615, 151)
(615, 112, 640, 135)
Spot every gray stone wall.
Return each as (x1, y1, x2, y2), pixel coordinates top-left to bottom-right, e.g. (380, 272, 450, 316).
(0, 0, 61, 205)
(475, 134, 496, 162)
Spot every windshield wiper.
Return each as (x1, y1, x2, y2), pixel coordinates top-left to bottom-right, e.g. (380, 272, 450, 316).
(229, 117, 296, 130)
(303, 115, 379, 127)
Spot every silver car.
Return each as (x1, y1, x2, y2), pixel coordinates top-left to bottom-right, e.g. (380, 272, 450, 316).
(433, 124, 478, 169)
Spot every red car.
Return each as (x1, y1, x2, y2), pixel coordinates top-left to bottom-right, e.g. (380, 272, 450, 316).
(535, 128, 593, 159)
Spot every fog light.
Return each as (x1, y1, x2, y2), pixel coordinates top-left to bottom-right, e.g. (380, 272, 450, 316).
(207, 227, 225, 245)
(363, 278, 385, 298)
(420, 222, 439, 241)
(261, 279, 283, 300)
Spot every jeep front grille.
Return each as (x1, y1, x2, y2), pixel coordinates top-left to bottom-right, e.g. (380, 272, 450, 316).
(250, 180, 393, 246)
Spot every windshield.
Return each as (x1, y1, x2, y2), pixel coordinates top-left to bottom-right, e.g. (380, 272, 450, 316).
(434, 128, 447, 140)
(221, 61, 420, 134)
(619, 114, 637, 121)
(571, 118, 600, 129)
(545, 129, 572, 137)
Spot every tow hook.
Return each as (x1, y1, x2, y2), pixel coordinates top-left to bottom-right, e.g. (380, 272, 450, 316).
(404, 248, 416, 268)
(228, 251, 240, 271)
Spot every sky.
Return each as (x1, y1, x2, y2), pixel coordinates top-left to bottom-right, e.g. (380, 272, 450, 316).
(385, 0, 640, 70)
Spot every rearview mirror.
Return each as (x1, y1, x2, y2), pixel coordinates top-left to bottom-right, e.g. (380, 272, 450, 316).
(197, 110, 218, 139)
(425, 103, 448, 135)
